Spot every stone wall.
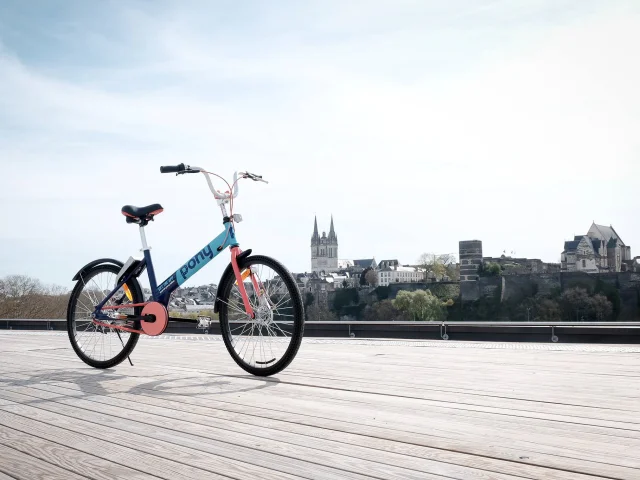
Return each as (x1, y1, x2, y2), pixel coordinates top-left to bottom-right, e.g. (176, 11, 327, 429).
(460, 271, 640, 320)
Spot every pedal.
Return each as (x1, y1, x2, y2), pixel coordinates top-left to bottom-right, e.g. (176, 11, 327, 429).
(197, 316, 212, 330)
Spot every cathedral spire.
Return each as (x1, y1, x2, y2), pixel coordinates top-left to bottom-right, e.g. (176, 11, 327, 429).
(328, 215, 337, 243)
(311, 215, 320, 245)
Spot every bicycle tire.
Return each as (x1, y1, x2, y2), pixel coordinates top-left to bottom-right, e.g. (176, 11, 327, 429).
(67, 263, 143, 369)
(218, 255, 304, 376)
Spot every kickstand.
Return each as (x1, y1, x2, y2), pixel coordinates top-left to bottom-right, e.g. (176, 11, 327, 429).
(116, 330, 134, 366)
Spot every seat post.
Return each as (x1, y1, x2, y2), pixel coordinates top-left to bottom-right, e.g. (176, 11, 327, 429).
(139, 226, 149, 250)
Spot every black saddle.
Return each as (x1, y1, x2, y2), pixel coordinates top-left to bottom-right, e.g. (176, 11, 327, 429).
(121, 204, 163, 225)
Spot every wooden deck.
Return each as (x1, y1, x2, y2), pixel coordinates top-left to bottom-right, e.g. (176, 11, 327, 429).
(1, 332, 639, 479)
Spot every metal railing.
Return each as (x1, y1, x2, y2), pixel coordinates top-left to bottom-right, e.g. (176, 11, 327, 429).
(3, 318, 640, 343)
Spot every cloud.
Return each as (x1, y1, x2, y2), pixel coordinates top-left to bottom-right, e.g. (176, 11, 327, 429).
(0, 0, 638, 286)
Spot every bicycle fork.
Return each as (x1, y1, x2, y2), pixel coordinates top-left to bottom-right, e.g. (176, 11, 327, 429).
(230, 247, 265, 319)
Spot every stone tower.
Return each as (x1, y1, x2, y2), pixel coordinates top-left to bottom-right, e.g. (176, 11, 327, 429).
(311, 215, 339, 273)
(459, 240, 483, 281)
(459, 240, 483, 302)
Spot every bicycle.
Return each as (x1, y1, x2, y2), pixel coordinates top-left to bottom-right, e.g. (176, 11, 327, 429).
(66, 164, 305, 376)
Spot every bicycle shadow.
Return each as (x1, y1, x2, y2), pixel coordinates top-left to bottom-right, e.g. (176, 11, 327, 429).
(127, 373, 280, 398)
(1, 369, 128, 398)
(1, 368, 279, 405)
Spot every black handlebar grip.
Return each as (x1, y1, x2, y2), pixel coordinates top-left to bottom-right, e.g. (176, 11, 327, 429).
(160, 163, 185, 173)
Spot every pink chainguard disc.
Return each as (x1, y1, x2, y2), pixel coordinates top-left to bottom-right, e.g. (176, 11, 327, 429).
(140, 302, 169, 336)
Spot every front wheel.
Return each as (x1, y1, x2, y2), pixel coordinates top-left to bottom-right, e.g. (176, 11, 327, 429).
(218, 255, 304, 376)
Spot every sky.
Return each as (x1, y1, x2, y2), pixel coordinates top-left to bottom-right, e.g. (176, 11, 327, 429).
(0, 0, 638, 289)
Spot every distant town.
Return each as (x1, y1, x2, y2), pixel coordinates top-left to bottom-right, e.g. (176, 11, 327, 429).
(164, 217, 639, 322)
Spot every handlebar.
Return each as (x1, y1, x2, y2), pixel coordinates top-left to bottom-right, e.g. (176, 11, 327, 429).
(160, 164, 267, 202)
(160, 164, 183, 173)
(160, 164, 200, 174)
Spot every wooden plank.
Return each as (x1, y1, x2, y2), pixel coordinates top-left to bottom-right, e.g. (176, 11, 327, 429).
(0, 392, 387, 480)
(0, 408, 228, 480)
(0, 386, 506, 480)
(0, 389, 450, 480)
(0, 380, 622, 480)
(0, 424, 156, 480)
(3, 332, 640, 480)
(0, 442, 88, 480)
(20, 368, 640, 451)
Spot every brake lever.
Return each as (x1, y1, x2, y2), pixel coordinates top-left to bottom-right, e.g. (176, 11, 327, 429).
(243, 171, 266, 182)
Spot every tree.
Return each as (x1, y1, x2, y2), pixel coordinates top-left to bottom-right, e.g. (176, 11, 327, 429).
(360, 267, 372, 286)
(392, 290, 414, 315)
(306, 303, 338, 321)
(304, 292, 315, 308)
(392, 290, 447, 321)
(559, 287, 613, 321)
(363, 299, 403, 321)
(333, 288, 359, 311)
(536, 299, 562, 322)
(0, 275, 70, 319)
(588, 294, 613, 321)
(560, 287, 591, 321)
(594, 278, 621, 319)
(479, 262, 501, 277)
(364, 269, 378, 287)
(417, 253, 456, 281)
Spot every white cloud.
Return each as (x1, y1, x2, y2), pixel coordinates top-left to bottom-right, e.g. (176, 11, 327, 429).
(0, 1, 638, 286)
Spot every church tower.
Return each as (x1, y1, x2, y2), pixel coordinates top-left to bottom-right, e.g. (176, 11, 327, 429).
(311, 215, 339, 273)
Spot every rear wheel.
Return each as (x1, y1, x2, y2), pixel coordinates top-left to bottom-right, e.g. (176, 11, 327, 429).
(67, 263, 143, 368)
(218, 255, 304, 376)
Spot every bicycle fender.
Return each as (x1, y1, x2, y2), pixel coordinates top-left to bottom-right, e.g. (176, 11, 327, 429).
(72, 258, 124, 281)
(213, 249, 252, 313)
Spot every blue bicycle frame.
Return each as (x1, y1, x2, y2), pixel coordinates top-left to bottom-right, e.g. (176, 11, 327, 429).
(94, 221, 239, 317)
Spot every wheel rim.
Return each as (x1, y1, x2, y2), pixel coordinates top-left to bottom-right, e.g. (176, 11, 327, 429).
(71, 270, 137, 363)
(221, 262, 298, 370)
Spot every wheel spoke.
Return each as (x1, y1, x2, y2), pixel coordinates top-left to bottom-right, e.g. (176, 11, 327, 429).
(69, 267, 139, 366)
(219, 257, 303, 375)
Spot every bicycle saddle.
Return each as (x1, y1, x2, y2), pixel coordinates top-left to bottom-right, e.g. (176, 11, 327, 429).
(121, 204, 163, 224)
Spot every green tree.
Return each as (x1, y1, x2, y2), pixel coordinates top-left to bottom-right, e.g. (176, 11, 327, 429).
(479, 262, 501, 277)
(393, 290, 447, 321)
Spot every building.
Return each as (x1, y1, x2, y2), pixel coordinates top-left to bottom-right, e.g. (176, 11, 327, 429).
(378, 259, 399, 269)
(378, 264, 423, 286)
(352, 259, 377, 270)
(587, 223, 632, 272)
(310, 216, 339, 273)
(624, 257, 640, 272)
(561, 223, 632, 273)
